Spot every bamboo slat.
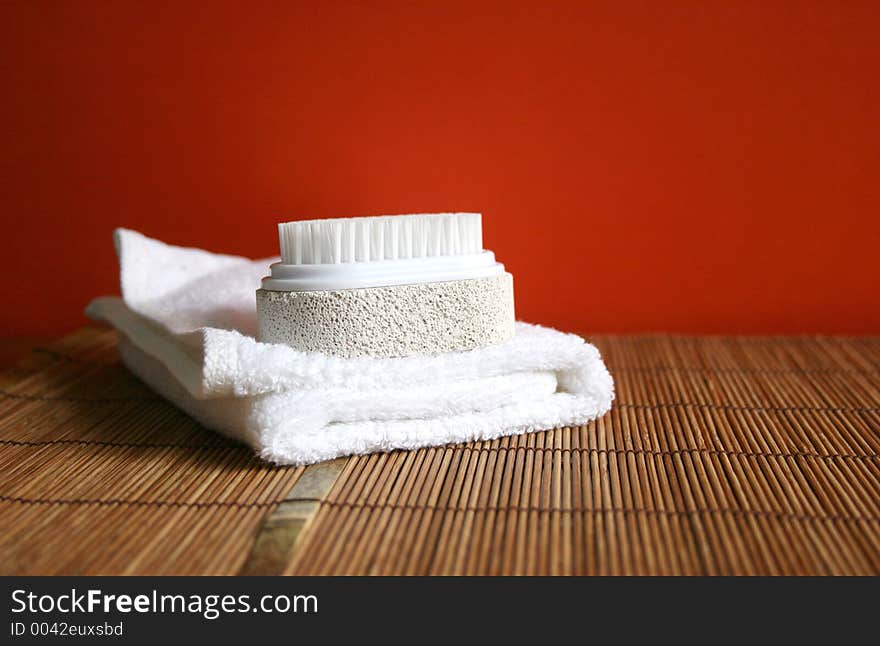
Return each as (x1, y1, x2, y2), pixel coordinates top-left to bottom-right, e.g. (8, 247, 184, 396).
(0, 328, 877, 575)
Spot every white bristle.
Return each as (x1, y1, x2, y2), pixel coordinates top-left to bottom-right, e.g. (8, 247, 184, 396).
(277, 213, 484, 265)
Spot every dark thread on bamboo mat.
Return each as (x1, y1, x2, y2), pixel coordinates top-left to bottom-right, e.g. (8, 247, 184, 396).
(609, 335, 880, 346)
(0, 389, 160, 403)
(9, 493, 874, 525)
(33, 348, 102, 364)
(617, 402, 880, 413)
(1, 437, 876, 464)
(2, 437, 875, 462)
(444, 445, 880, 462)
(614, 365, 880, 376)
(314, 499, 880, 524)
(0, 438, 234, 450)
(0, 494, 283, 510)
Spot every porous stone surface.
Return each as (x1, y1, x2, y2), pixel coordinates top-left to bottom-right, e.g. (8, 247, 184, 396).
(256, 273, 515, 357)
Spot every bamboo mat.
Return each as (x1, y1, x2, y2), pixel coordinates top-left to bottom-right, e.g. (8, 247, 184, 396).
(1, 328, 878, 575)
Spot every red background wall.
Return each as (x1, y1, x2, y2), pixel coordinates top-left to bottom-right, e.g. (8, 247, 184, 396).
(2, 1, 878, 337)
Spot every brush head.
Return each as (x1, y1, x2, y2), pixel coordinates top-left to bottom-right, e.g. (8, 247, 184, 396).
(278, 213, 482, 265)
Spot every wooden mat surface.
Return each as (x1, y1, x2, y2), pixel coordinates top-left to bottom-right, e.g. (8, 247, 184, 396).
(1, 327, 878, 575)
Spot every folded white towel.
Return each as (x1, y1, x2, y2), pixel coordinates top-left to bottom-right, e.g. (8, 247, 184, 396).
(86, 229, 614, 465)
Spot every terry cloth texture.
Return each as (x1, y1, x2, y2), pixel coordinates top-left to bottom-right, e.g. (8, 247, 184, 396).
(86, 229, 615, 465)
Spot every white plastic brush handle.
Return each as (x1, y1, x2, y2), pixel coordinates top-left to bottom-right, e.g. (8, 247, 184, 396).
(261, 250, 506, 292)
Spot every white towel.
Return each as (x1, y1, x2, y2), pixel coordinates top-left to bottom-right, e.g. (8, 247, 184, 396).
(86, 229, 614, 465)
